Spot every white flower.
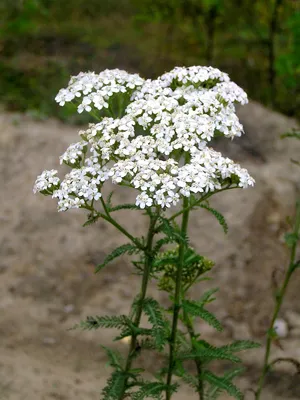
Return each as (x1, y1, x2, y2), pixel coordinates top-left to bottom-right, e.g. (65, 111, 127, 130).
(136, 192, 153, 209)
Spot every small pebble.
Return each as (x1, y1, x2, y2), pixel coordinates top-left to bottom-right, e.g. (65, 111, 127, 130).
(274, 318, 288, 338)
(42, 337, 56, 345)
(63, 304, 74, 313)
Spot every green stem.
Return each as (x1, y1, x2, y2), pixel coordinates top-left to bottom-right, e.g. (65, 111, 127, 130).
(166, 196, 190, 400)
(119, 212, 158, 399)
(256, 200, 300, 399)
(98, 198, 144, 250)
(182, 305, 204, 400)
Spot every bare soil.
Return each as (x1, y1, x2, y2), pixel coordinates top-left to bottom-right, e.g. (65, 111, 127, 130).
(0, 102, 300, 399)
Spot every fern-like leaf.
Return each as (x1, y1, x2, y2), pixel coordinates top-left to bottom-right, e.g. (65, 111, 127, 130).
(102, 371, 127, 400)
(76, 315, 130, 330)
(205, 367, 245, 400)
(219, 340, 260, 353)
(143, 298, 168, 351)
(132, 382, 177, 400)
(202, 370, 243, 400)
(182, 300, 223, 332)
(198, 288, 219, 306)
(110, 203, 141, 212)
(200, 204, 228, 234)
(180, 342, 241, 364)
(153, 237, 174, 256)
(157, 217, 189, 245)
(95, 244, 139, 272)
(101, 345, 124, 370)
(82, 213, 100, 227)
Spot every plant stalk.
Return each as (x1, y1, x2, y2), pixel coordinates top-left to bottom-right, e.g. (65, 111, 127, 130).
(256, 200, 300, 399)
(166, 196, 190, 400)
(119, 212, 158, 399)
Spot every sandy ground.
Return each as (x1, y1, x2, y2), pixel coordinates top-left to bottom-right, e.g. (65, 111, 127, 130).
(0, 101, 300, 399)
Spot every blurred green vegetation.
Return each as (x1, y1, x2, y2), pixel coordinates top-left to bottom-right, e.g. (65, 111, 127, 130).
(0, 0, 299, 121)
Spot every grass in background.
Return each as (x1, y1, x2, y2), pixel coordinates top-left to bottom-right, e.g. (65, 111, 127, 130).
(0, 0, 299, 121)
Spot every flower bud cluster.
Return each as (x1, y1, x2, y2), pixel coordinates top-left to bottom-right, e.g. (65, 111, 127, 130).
(35, 66, 254, 211)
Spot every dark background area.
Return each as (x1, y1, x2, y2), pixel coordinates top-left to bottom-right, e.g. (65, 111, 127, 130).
(0, 0, 299, 122)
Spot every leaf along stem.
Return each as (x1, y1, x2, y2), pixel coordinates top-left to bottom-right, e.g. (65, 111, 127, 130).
(255, 200, 300, 400)
(165, 196, 190, 400)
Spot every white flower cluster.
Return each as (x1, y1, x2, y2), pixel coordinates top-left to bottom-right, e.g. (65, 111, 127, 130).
(60, 141, 88, 166)
(35, 66, 254, 211)
(33, 170, 60, 195)
(55, 69, 144, 113)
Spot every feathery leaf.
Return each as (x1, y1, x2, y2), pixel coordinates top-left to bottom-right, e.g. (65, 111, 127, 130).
(157, 217, 189, 245)
(76, 315, 130, 331)
(219, 340, 260, 353)
(95, 244, 139, 272)
(143, 298, 168, 351)
(182, 300, 223, 332)
(132, 382, 177, 400)
(202, 370, 243, 400)
(200, 204, 228, 234)
(205, 368, 245, 399)
(110, 203, 141, 212)
(179, 342, 241, 364)
(102, 371, 127, 400)
(101, 345, 124, 370)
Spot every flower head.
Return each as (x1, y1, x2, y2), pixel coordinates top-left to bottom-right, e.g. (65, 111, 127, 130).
(35, 66, 254, 211)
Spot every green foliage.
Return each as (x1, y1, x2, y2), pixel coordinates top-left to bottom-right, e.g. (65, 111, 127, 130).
(101, 345, 124, 370)
(132, 382, 177, 400)
(157, 217, 189, 245)
(76, 315, 130, 330)
(205, 367, 245, 400)
(95, 243, 140, 272)
(142, 297, 168, 350)
(219, 340, 261, 353)
(281, 130, 300, 140)
(180, 340, 241, 364)
(109, 203, 142, 212)
(0, 0, 299, 120)
(102, 371, 127, 400)
(200, 203, 228, 233)
(82, 212, 100, 227)
(153, 246, 214, 292)
(284, 232, 299, 248)
(201, 370, 244, 400)
(182, 300, 223, 332)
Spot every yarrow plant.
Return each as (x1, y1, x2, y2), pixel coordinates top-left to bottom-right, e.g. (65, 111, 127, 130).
(34, 66, 259, 400)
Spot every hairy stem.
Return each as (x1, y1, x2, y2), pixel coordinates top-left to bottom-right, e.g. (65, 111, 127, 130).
(166, 197, 190, 400)
(119, 212, 158, 399)
(256, 200, 300, 399)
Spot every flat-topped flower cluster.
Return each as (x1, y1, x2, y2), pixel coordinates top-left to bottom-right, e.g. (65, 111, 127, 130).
(34, 66, 254, 211)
